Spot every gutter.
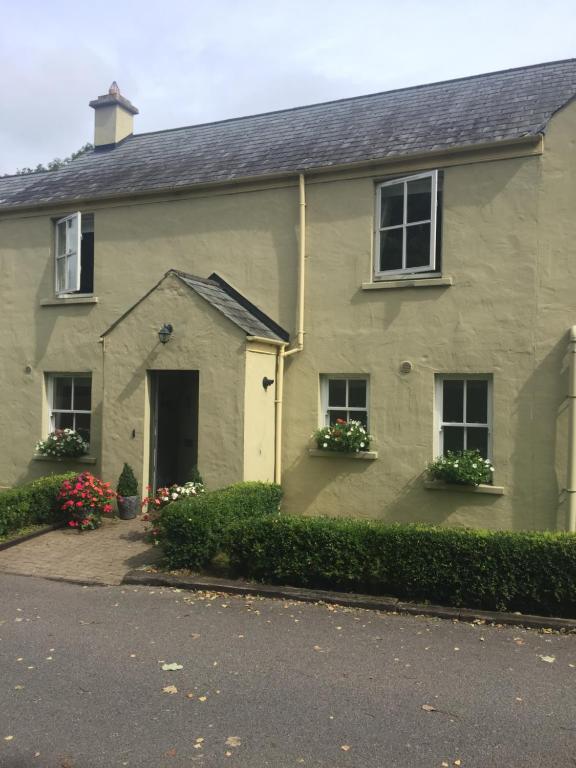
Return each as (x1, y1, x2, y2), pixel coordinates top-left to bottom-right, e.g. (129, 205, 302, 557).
(274, 173, 307, 484)
(567, 326, 576, 531)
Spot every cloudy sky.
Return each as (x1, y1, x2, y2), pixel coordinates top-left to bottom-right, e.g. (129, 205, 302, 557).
(1, 0, 575, 175)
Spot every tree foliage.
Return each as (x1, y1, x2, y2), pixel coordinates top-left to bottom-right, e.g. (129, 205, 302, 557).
(3, 143, 93, 177)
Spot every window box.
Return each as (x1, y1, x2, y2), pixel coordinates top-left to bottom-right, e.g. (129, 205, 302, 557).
(424, 479, 504, 495)
(309, 449, 378, 460)
(33, 454, 97, 465)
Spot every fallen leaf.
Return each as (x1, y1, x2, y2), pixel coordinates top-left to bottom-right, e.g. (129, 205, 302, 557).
(163, 685, 178, 694)
(195, 738, 204, 744)
(186, 693, 195, 699)
(225, 736, 241, 748)
(422, 704, 437, 712)
(199, 696, 207, 702)
(454, 761, 462, 766)
(4, 735, 14, 741)
(225, 751, 232, 757)
(341, 745, 351, 752)
(190, 633, 200, 640)
(165, 748, 177, 757)
(539, 655, 556, 663)
(161, 662, 183, 671)
(14, 685, 24, 690)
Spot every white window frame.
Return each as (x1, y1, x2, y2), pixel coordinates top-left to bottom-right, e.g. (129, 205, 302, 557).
(320, 375, 369, 428)
(46, 373, 92, 444)
(55, 212, 82, 296)
(374, 170, 438, 278)
(435, 374, 492, 459)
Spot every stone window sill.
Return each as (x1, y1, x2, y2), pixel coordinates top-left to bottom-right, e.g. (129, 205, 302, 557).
(40, 296, 99, 307)
(308, 449, 378, 461)
(362, 276, 453, 291)
(424, 480, 504, 495)
(33, 454, 97, 465)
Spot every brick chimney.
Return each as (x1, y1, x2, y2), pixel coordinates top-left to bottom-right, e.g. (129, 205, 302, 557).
(89, 82, 139, 148)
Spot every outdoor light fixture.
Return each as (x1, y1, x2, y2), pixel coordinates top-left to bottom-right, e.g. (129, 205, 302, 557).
(262, 377, 275, 390)
(158, 323, 173, 344)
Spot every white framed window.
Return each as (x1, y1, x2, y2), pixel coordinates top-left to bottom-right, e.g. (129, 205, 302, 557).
(320, 375, 369, 427)
(435, 375, 492, 459)
(54, 212, 94, 296)
(46, 374, 92, 443)
(375, 170, 440, 278)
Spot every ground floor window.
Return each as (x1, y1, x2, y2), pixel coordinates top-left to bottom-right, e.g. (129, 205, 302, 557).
(320, 375, 369, 427)
(436, 374, 491, 458)
(47, 373, 92, 443)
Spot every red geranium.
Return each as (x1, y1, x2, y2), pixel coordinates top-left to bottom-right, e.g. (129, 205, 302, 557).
(57, 472, 116, 532)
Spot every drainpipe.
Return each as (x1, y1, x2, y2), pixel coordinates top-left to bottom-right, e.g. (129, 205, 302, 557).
(567, 326, 576, 531)
(274, 173, 307, 484)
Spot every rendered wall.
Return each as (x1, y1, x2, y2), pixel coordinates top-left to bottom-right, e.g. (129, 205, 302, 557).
(0, 109, 575, 529)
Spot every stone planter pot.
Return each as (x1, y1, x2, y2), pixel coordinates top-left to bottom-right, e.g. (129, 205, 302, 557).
(117, 495, 140, 520)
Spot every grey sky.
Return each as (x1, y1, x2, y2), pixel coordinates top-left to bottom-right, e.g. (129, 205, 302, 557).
(1, 0, 575, 175)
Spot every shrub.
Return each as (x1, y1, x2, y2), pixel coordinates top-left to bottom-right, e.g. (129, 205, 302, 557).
(156, 481, 282, 569)
(313, 419, 371, 453)
(427, 449, 494, 486)
(117, 463, 139, 497)
(56, 472, 115, 531)
(226, 515, 576, 617)
(0, 473, 75, 538)
(35, 429, 88, 458)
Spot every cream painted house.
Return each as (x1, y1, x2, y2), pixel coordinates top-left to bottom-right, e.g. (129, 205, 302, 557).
(2, 61, 576, 531)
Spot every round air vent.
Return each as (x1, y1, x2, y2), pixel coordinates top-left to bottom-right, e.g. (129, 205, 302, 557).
(400, 361, 413, 375)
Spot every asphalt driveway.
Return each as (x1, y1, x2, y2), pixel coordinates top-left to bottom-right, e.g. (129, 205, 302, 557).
(1, 573, 575, 767)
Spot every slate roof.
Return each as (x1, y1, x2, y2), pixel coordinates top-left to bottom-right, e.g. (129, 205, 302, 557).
(101, 270, 289, 343)
(2, 59, 576, 211)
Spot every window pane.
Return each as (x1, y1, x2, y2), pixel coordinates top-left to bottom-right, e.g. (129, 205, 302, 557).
(54, 377, 73, 410)
(57, 221, 67, 257)
(379, 228, 403, 271)
(79, 232, 94, 294)
(466, 427, 489, 458)
(380, 183, 404, 228)
(466, 379, 488, 423)
(348, 379, 367, 408)
(407, 176, 432, 223)
(74, 377, 92, 411)
(352, 410, 368, 428)
(443, 426, 464, 453)
(81, 214, 94, 234)
(328, 379, 346, 407)
(74, 413, 91, 442)
(328, 410, 348, 425)
(406, 223, 431, 269)
(56, 257, 66, 293)
(54, 412, 74, 430)
(443, 379, 464, 423)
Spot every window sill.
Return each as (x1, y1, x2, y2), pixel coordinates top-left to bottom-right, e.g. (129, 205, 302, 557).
(308, 449, 378, 460)
(424, 480, 504, 495)
(40, 296, 99, 306)
(362, 276, 453, 291)
(33, 454, 97, 465)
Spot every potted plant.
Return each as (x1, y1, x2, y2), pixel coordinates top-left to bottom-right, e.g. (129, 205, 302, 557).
(35, 428, 89, 458)
(427, 449, 494, 486)
(116, 463, 140, 520)
(313, 419, 372, 453)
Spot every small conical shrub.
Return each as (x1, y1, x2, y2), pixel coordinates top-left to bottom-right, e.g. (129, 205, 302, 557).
(117, 463, 138, 497)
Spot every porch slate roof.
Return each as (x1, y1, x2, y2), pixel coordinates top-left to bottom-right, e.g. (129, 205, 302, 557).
(2, 59, 576, 210)
(101, 270, 289, 343)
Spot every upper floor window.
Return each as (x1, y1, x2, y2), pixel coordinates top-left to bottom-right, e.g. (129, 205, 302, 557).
(321, 375, 369, 428)
(375, 170, 441, 278)
(436, 375, 491, 459)
(55, 212, 94, 296)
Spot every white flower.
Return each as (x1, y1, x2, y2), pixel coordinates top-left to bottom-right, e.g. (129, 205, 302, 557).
(490, 467, 494, 472)
(323, 443, 328, 448)
(171, 493, 178, 500)
(360, 442, 365, 448)
(472, 463, 477, 469)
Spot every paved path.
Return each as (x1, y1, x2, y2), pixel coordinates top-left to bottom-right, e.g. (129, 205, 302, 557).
(1, 573, 575, 767)
(0, 517, 159, 585)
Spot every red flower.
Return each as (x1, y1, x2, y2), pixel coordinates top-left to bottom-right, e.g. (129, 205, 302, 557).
(76, 501, 83, 507)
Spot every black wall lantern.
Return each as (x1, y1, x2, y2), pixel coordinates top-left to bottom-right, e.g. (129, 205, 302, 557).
(158, 323, 173, 344)
(262, 376, 275, 390)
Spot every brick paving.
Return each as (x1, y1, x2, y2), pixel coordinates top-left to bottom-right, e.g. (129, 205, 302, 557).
(0, 516, 160, 585)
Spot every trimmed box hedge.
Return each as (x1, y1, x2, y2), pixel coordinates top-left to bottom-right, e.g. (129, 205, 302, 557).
(0, 473, 75, 538)
(157, 482, 282, 569)
(226, 515, 576, 617)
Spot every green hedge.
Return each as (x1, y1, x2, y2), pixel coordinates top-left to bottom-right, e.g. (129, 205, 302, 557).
(157, 482, 282, 569)
(0, 473, 75, 538)
(226, 515, 576, 617)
